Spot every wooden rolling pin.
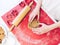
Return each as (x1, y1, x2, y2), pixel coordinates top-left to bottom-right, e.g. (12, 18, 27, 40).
(10, 1, 33, 31)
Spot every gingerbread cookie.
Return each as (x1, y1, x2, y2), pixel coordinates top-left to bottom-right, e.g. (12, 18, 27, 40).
(28, 19, 40, 29)
(0, 26, 5, 43)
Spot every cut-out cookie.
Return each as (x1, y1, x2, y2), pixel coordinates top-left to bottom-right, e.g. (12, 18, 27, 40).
(28, 19, 40, 29)
(0, 26, 5, 43)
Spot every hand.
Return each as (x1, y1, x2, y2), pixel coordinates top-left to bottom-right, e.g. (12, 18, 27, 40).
(29, 0, 42, 22)
(32, 21, 60, 35)
(31, 23, 49, 35)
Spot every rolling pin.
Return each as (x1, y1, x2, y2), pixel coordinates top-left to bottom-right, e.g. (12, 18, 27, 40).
(10, 1, 33, 31)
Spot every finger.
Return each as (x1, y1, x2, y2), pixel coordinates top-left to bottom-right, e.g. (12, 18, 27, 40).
(29, 4, 39, 22)
(32, 28, 41, 34)
(32, 28, 47, 35)
(32, 27, 42, 32)
(29, 0, 42, 22)
(35, 0, 42, 21)
(33, 31, 41, 35)
(29, 15, 34, 22)
(37, 11, 40, 21)
(39, 23, 47, 27)
(29, 7, 38, 22)
(35, 0, 42, 8)
(32, 28, 43, 35)
(35, 0, 42, 5)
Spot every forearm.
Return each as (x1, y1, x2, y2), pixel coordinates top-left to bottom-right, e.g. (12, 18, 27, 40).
(39, 21, 60, 34)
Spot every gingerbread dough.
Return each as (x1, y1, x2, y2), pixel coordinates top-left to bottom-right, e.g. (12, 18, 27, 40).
(28, 19, 40, 29)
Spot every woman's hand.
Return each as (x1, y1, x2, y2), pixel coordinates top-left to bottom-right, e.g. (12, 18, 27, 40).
(31, 21, 60, 35)
(32, 23, 49, 35)
(29, 0, 42, 22)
